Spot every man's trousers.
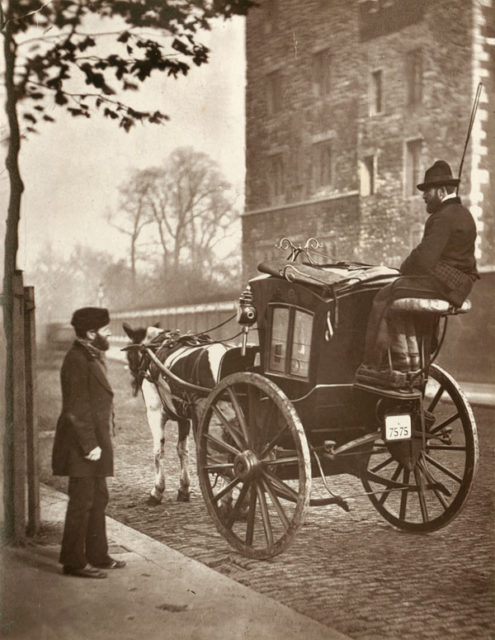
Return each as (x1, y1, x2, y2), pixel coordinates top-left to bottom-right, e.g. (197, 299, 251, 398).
(59, 476, 109, 569)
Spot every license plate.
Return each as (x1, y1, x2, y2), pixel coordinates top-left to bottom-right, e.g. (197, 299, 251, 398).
(385, 414, 412, 441)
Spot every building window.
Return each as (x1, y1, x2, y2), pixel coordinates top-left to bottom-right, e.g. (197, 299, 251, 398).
(370, 69, 383, 115)
(312, 49, 331, 98)
(263, 0, 278, 34)
(313, 141, 333, 188)
(405, 139, 423, 196)
(266, 70, 283, 115)
(359, 156, 375, 196)
(406, 49, 422, 107)
(269, 153, 284, 199)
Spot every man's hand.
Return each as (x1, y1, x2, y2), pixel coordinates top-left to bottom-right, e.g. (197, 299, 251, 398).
(85, 446, 102, 461)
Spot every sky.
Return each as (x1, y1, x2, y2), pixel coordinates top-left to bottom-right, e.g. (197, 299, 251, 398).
(1, 16, 246, 272)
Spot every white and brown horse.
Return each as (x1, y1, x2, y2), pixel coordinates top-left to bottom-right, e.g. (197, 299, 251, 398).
(123, 323, 231, 505)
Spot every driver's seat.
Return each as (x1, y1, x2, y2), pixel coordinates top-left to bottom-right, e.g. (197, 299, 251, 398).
(389, 298, 471, 316)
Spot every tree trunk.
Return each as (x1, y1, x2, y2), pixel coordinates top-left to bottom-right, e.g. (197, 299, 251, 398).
(2, 1, 26, 543)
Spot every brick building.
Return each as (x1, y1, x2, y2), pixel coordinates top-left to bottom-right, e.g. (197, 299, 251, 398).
(242, 0, 494, 279)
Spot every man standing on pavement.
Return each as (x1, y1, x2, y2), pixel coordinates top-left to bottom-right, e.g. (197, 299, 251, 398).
(52, 307, 126, 578)
(355, 160, 478, 387)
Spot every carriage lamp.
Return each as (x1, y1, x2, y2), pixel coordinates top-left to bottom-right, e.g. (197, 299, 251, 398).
(237, 285, 257, 356)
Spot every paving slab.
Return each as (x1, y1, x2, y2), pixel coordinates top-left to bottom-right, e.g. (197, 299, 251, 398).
(0, 485, 348, 640)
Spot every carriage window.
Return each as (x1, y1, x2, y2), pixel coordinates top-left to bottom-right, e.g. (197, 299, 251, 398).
(268, 305, 314, 379)
(269, 307, 289, 373)
(290, 310, 313, 377)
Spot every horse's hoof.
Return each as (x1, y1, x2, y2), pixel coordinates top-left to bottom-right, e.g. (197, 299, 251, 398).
(177, 490, 190, 502)
(146, 495, 162, 506)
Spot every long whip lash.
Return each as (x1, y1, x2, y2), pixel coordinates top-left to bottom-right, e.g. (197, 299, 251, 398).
(456, 81, 483, 194)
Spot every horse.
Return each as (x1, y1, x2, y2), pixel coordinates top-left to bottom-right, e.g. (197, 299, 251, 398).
(122, 322, 231, 505)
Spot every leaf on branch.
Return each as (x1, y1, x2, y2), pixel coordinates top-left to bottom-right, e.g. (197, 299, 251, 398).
(55, 91, 68, 106)
(119, 116, 134, 132)
(104, 108, 119, 120)
(29, 92, 45, 100)
(78, 36, 96, 52)
(43, 115, 55, 122)
(123, 80, 138, 91)
(24, 113, 37, 124)
(126, 45, 134, 55)
(33, 105, 45, 112)
(117, 31, 131, 43)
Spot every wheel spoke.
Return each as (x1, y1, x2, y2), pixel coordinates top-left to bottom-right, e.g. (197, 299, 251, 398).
(424, 453, 463, 484)
(427, 444, 466, 452)
(259, 424, 290, 459)
(429, 412, 460, 436)
(204, 462, 235, 472)
(204, 432, 240, 457)
(260, 476, 290, 530)
(211, 475, 241, 503)
(399, 469, 410, 520)
(245, 485, 257, 545)
(255, 480, 274, 549)
(225, 481, 251, 529)
(212, 404, 246, 450)
(370, 455, 395, 474)
(226, 386, 251, 447)
(414, 467, 429, 522)
(418, 457, 449, 509)
(378, 463, 403, 506)
(262, 456, 299, 466)
(262, 468, 299, 502)
(428, 384, 444, 412)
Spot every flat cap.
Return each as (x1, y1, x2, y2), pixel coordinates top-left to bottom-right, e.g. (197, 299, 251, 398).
(71, 307, 110, 332)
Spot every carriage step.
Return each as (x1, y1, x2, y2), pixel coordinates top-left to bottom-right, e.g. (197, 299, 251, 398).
(353, 382, 422, 400)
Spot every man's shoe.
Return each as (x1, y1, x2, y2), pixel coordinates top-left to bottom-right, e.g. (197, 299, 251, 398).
(92, 558, 126, 569)
(63, 566, 107, 579)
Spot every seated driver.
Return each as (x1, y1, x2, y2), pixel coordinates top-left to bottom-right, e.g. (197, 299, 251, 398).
(356, 160, 478, 386)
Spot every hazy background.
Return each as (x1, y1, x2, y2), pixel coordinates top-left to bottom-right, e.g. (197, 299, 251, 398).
(1, 16, 246, 273)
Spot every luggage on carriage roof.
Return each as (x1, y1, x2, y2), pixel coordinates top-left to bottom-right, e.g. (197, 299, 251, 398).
(256, 260, 399, 294)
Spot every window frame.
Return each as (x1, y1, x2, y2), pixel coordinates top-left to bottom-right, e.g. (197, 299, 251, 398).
(266, 69, 283, 115)
(312, 48, 332, 99)
(266, 304, 314, 381)
(313, 140, 333, 190)
(359, 155, 376, 196)
(406, 48, 423, 107)
(369, 69, 383, 116)
(404, 138, 423, 197)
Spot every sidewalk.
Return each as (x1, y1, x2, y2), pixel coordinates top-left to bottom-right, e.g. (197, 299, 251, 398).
(1, 484, 348, 640)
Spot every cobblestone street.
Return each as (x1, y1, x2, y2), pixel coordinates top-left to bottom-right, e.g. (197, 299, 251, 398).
(39, 354, 495, 640)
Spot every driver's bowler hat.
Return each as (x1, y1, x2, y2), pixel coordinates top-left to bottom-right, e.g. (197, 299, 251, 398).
(416, 160, 460, 191)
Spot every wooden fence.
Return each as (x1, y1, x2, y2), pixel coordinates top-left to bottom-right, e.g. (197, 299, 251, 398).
(2, 270, 39, 543)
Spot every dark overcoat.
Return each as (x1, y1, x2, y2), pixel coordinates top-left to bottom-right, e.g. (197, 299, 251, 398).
(52, 341, 114, 477)
(400, 197, 478, 305)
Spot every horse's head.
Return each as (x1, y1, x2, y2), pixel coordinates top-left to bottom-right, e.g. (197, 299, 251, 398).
(122, 322, 163, 396)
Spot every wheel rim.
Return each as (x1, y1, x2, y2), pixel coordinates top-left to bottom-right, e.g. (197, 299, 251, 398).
(361, 364, 479, 532)
(197, 372, 311, 559)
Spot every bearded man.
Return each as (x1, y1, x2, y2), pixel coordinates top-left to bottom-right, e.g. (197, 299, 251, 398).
(52, 306, 126, 578)
(356, 160, 478, 387)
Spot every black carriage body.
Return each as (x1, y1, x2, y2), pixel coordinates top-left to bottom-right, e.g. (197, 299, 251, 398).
(249, 270, 396, 449)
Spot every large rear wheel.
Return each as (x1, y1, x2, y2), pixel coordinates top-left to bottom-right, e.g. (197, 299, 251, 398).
(361, 364, 479, 532)
(197, 372, 311, 559)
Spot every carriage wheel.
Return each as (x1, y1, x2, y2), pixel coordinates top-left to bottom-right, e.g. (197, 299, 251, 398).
(197, 372, 311, 559)
(361, 364, 479, 532)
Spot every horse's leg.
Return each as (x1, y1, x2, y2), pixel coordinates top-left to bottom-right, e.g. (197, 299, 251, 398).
(176, 419, 191, 502)
(141, 380, 166, 505)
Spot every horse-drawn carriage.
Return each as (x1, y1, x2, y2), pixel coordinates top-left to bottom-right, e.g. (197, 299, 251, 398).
(124, 239, 478, 560)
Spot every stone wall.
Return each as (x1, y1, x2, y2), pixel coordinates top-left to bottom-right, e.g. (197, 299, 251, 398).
(243, 0, 494, 276)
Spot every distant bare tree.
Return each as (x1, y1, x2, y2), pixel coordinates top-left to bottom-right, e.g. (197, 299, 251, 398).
(107, 169, 155, 293)
(111, 147, 239, 287)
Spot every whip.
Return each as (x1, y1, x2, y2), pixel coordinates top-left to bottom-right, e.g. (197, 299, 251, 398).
(456, 81, 483, 195)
